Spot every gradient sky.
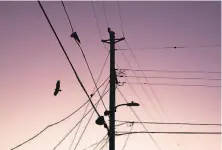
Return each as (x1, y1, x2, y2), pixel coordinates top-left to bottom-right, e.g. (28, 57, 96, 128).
(1, 1, 221, 150)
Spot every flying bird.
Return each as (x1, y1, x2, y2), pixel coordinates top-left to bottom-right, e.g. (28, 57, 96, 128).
(54, 80, 62, 96)
(71, 32, 81, 44)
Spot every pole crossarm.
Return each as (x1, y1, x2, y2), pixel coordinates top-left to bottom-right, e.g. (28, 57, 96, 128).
(114, 37, 125, 43)
(102, 37, 125, 44)
(101, 39, 110, 44)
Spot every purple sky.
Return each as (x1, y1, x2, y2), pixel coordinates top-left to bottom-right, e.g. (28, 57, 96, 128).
(1, 1, 221, 150)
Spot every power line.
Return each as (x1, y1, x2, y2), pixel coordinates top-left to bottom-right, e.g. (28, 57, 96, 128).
(91, 1, 103, 40)
(118, 50, 155, 120)
(116, 3, 168, 119)
(118, 44, 164, 120)
(91, 1, 109, 51)
(115, 120, 222, 126)
(124, 82, 221, 88)
(121, 123, 133, 150)
(117, 1, 125, 37)
(73, 81, 110, 150)
(68, 76, 109, 150)
(68, 79, 109, 150)
(102, 1, 109, 28)
(10, 101, 89, 150)
(53, 105, 94, 150)
(121, 75, 221, 81)
(73, 107, 97, 150)
(92, 53, 110, 90)
(118, 44, 221, 50)
(38, 1, 101, 117)
(116, 131, 222, 136)
(10, 76, 109, 150)
(91, 1, 126, 75)
(94, 0, 156, 121)
(75, 42, 108, 110)
(53, 110, 94, 150)
(115, 122, 127, 127)
(38, 2, 109, 149)
(124, 40, 168, 120)
(80, 135, 108, 150)
(98, 138, 109, 150)
(53, 82, 110, 150)
(69, 102, 90, 150)
(117, 88, 162, 150)
(39, 6, 111, 147)
(124, 68, 221, 74)
(62, 1, 107, 109)
(92, 136, 108, 150)
(61, 0, 108, 111)
(92, 76, 110, 97)
(61, 1, 74, 32)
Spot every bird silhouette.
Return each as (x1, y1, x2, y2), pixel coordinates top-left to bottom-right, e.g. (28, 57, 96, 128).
(54, 80, 62, 96)
(71, 32, 81, 44)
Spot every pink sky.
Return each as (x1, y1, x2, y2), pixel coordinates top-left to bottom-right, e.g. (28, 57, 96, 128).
(1, 1, 221, 150)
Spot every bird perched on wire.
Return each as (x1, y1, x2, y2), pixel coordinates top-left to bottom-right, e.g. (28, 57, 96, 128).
(71, 32, 81, 44)
(54, 80, 62, 96)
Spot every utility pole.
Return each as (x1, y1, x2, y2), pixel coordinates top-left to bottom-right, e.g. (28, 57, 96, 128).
(102, 28, 125, 150)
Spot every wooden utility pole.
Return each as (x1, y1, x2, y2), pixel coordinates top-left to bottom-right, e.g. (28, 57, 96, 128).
(102, 28, 125, 150)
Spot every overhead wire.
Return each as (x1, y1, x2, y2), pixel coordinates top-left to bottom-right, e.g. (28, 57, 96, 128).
(91, 1, 109, 51)
(61, 0, 74, 32)
(10, 76, 109, 150)
(121, 75, 221, 81)
(38, 1, 100, 117)
(117, 1, 125, 37)
(38, 2, 110, 149)
(92, 76, 110, 96)
(92, 0, 156, 128)
(101, 3, 162, 149)
(76, 42, 108, 110)
(116, 131, 222, 136)
(73, 108, 97, 150)
(126, 39, 168, 119)
(69, 102, 90, 150)
(102, 1, 109, 28)
(61, 0, 108, 111)
(124, 68, 221, 74)
(53, 110, 95, 150)
(116, 3, 160, 120)
(118, 44, 221, 50)
(91, 1, 124, 73)
(91, 1, 104, 40)
(60, 3, 111, 148)
(62, 2, 111, 110)
(115, 122, 127, 127)
(121, 123, 134, 150)
(53, 81, 110, 149)
(92, 136, 108, 150)
(10, 101, 89, 150)
(98, 138, 109, 150)
(124, 82, 221, 88)
(115, 120, 222, 126)
(53, 106, 94, 150)
(68, 77, 109, 150)
(73, 81, 110, 150)
(118, 50, 155, 120)
(80, 135, 107, 150)
(117, 87, 162, 150)
(116, 2, 167, 120)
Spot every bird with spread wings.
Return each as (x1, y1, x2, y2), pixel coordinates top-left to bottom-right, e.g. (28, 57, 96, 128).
(54, 80, 62, 96)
